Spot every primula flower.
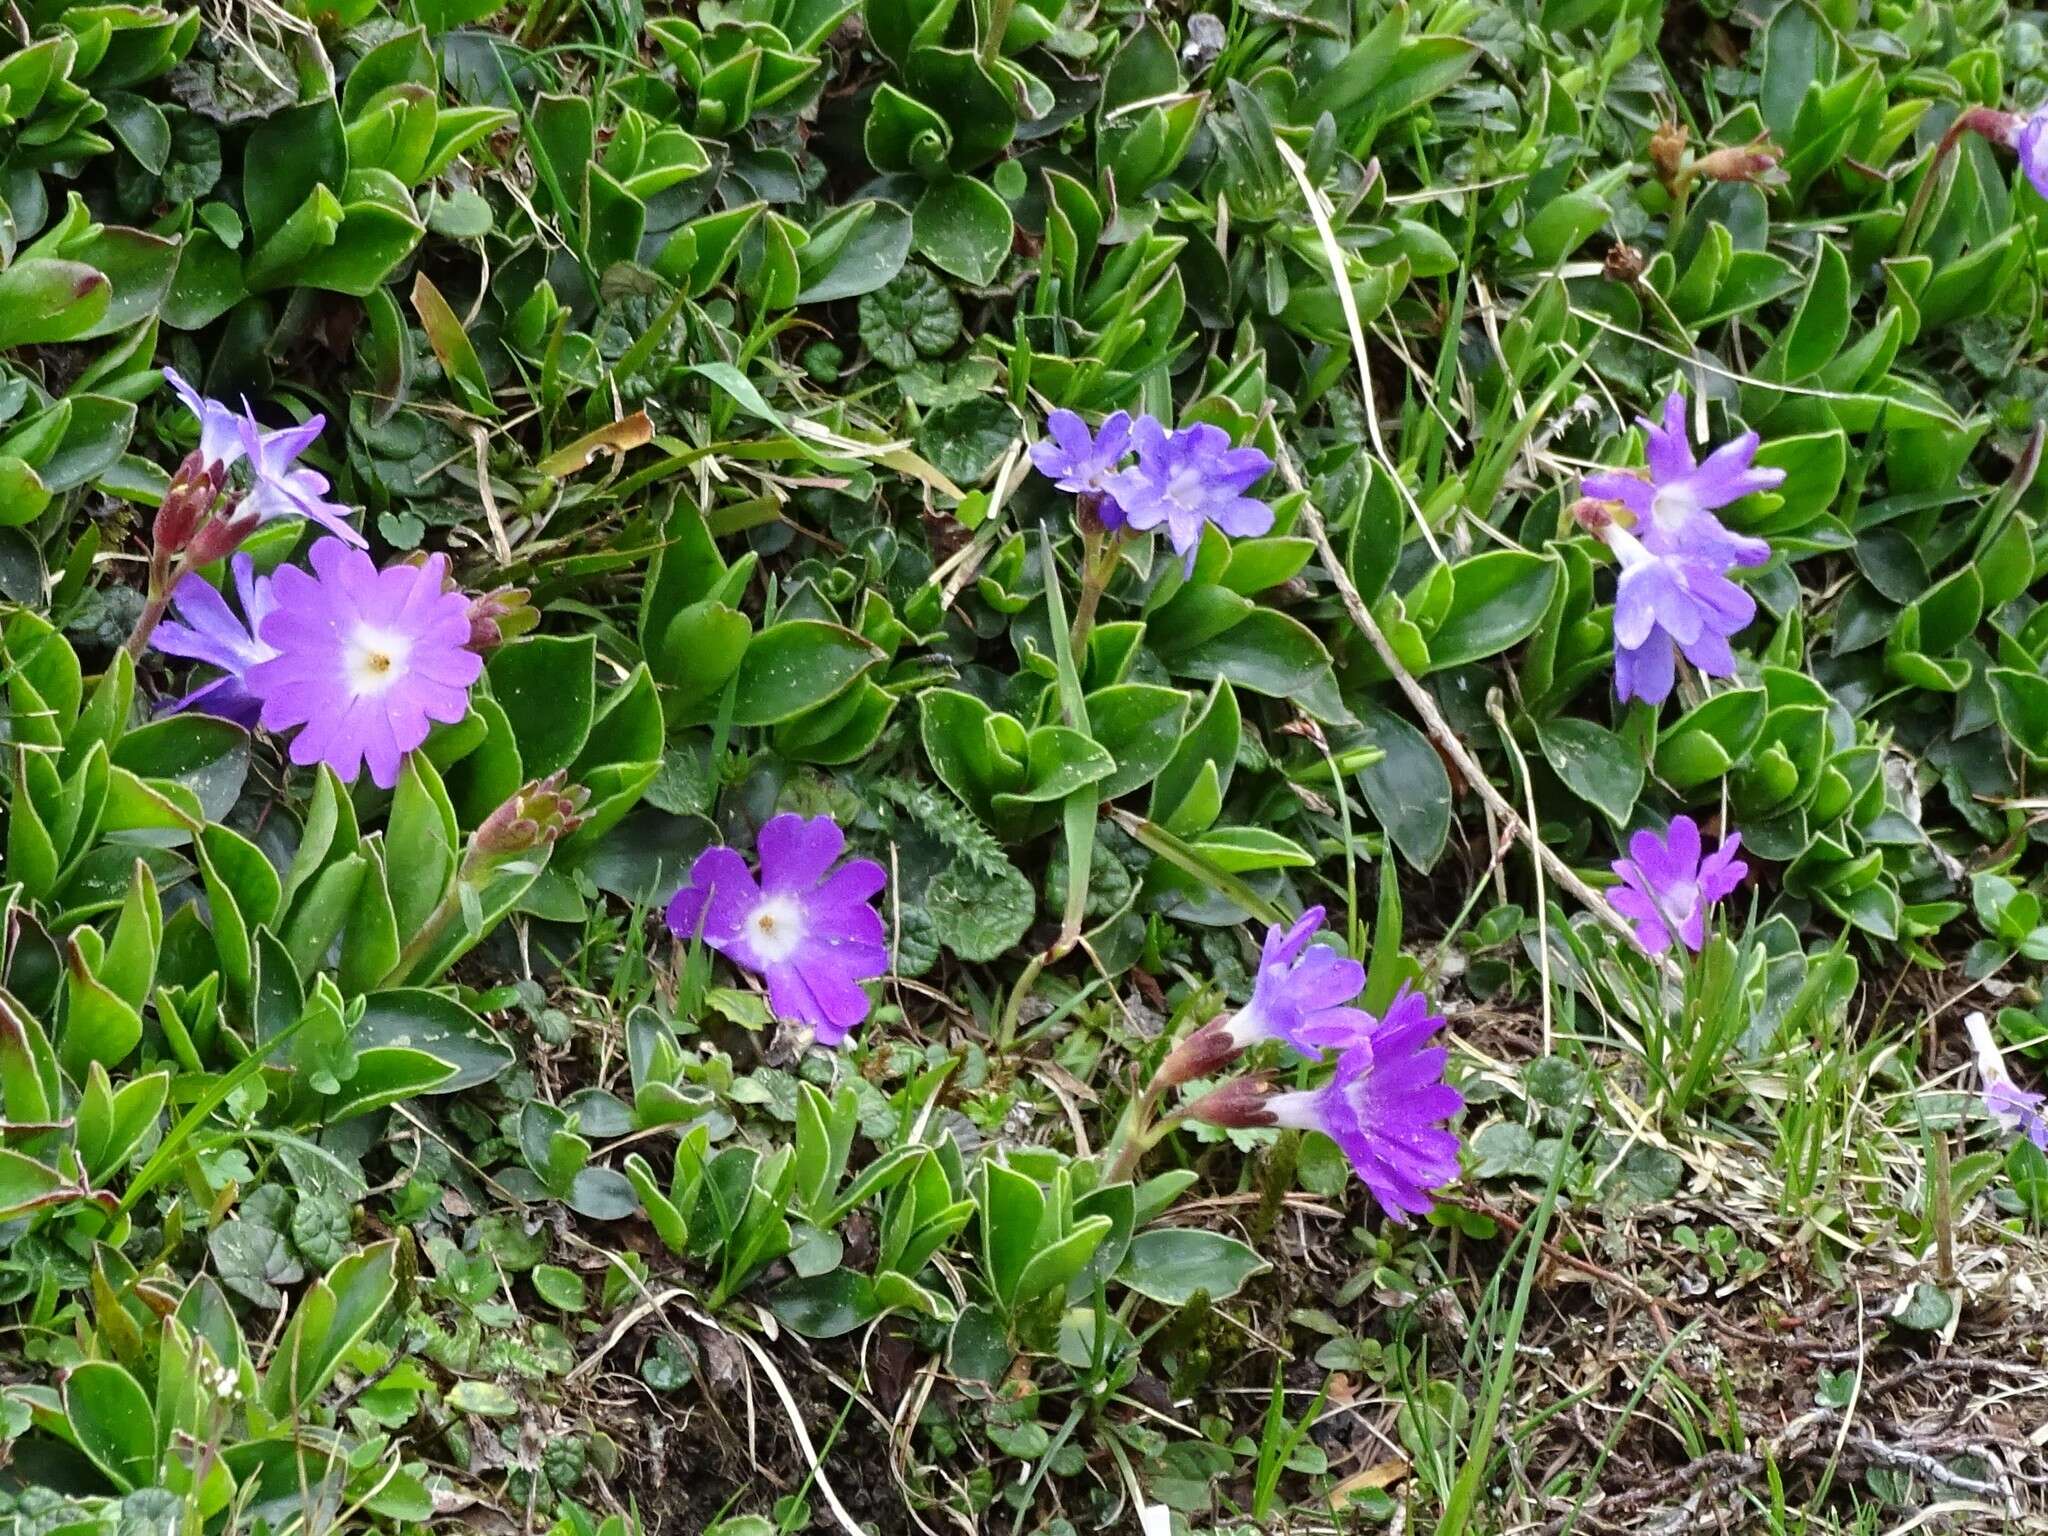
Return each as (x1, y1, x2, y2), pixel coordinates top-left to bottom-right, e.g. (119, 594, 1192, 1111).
(163, 368, 365, 547)
(1222, 905, 1369, 1054)
(1194, 989, 1462, 1222)
(246, 538, 482, 789)
(666, 813, 889, 1047)
(1581, 392, 1779, 571)
(149, 554, 278, 726)
(1105, 417, 1274, 572)
(1608, 814, 1747, 955)
(1608, 527, 1756, 705)
(1965, 1011, 2048, 1151)
(1030, 408, 1136, 524)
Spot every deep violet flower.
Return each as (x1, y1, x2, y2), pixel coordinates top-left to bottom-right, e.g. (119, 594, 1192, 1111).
(1031, 408, 1136, 525)
(1580, 392, 1780, 572)
(1965, 1011, 2048, 1151)
(245, 538, 481, 789)
(1221, 906, 1369, 1055)
(1199, 988, 1462, 1222)
(1609, 528, 1756, 705)
(666, 813, 889, 1047)
(163, 368, 365, 547)
(1609, 814, 1747, 956)
(149, 553, 278, 726)
(1105, 417, 1274, 572)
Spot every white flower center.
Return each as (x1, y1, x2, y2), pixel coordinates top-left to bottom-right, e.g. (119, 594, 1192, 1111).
(745, 893, 806, 963)
(1165, 466, 1207, 512)
(1656, 879, 1701, 928)
(344, 625, 412, 697)
(1650, 482, 1698, 530)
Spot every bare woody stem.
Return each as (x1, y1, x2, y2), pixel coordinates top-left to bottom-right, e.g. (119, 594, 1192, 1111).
(1283, 456, 1684, 985)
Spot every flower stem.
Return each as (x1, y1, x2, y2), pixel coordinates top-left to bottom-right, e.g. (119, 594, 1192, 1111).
(121, 554, 182, 661)
(1067, 525, 1122, 660)
(1898, 106, 2013, 256)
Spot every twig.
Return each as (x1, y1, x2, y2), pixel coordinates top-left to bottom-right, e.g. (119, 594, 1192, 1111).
(1279, 457, 1683, 983)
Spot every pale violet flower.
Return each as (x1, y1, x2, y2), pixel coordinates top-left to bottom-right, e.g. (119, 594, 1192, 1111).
(1965, 1010, 2048, 1151)
(1105, 417, 1273, 572)
(1609, 527, 1756, 705)
(1192, 988, 1462, 1222)
(1608, 814, 1748, 955)
(1221, 906, 1369, 1055)
(163, 368, 365, 547)
(1581, 391, 1780, 571)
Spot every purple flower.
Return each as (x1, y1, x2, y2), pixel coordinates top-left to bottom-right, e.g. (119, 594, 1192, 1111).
(2017, 105, 2048, 200)
(1030, 409, 1136, 516)
(149, 553, 279, 726)
(1581, 392, 1779, 572)
(1105, 417, 1274, 573)
(1609, 527, 1755, 705)
(163, 368, 365, 547)
(1966, 1012, 2048, 1151)
(1263, 988, 1463, 1222)
(246, 537, 482, 789)
(1222, 906, 1369, 1055)
(666, 813, 889, 1047)
(1609, 814, 1747, 955)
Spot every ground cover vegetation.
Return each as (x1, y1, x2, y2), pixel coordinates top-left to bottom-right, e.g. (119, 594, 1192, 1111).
(2, 0, 2048, 1530)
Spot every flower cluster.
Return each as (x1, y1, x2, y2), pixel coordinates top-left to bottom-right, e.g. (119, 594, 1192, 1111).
(1578, 391, 1782, 706)
(163, 369, 364, 548)
(667, 813, 890, 1049)
(151, 537, 484, 790)
(1030, 407, 1274, 571)
(1173, 907, 1464, 1222)
(1608, 814, 1748, 955)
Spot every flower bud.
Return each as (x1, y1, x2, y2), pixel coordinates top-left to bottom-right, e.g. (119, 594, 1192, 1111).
(1648, 121, 1689, 193)
(1569, 495, 1621, 535)
(471, 771, 591, 861)
(1155, 1017, 1243, 1090)
(464, 585, 537, 652)
(184, 506, 261, 568)
(1691, 135, 1787, 188)
(1181, 1075, 1278, 1130)
(151, 451, 225, 559)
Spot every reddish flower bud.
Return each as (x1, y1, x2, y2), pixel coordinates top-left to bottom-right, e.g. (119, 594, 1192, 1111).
(1155, 1017, 1242, 1090)
(1569, 495, 1620, 535)
(1182, 1075, 1278, 1131)
(184, 506, 260, 568)
(151, 451, 225, 559)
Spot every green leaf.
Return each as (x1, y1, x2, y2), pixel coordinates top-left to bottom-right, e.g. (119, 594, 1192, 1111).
(911, 176, 1013, 287)
(1536, 718, 1643, 823)
(1426, 551, 1559, 668)
(1115, 1229, 1268, 1304)
(0, 260, 111, 348)
(487, 635, 596, 779)
(718, 621, 883, 727)
(1355, 701, 1450, 871)
(857, 265, 961, 369)
(62, 1360, 156, 1492)
(354, 990, 512, 1090)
